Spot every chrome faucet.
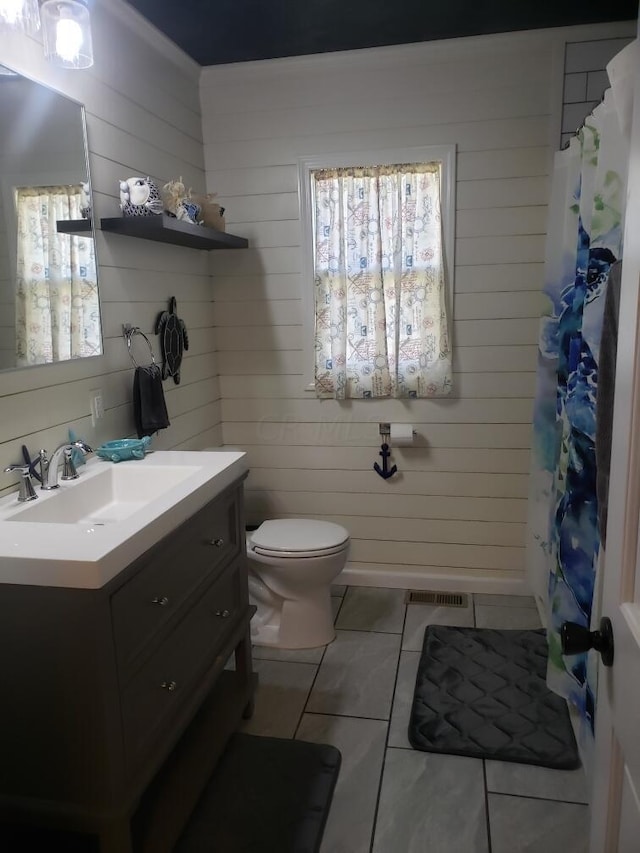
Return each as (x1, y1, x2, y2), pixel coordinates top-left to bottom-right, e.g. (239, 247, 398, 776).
(41, 440, 93, 491)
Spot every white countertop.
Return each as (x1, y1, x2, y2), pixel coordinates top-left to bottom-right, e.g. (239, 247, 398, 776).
(0, 450, 247, 589)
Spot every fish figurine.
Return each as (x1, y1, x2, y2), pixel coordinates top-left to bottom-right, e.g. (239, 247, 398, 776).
(176, 198, 201, 224)
(119, 176, 164, 217)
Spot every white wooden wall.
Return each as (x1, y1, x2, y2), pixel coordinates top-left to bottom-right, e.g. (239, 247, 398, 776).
(201, 22, 635, 592)
(0, 0, 220, 499)
(0, 8, 634, 586)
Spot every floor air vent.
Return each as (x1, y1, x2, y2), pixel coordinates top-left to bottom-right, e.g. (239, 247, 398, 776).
(405, 590, 469, 608)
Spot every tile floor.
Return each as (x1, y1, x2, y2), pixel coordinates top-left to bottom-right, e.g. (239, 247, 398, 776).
(242, 587, 590, 853)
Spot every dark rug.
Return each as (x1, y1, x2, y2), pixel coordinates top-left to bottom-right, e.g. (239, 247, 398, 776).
(1, 736, 340, 852)
(409, 626, 580, 769)
(0, 825, 97, 852)
(175, 734, 341, 853)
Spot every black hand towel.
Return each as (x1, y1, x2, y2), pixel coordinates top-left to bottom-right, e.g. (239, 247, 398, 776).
(133, 364, 170, 438)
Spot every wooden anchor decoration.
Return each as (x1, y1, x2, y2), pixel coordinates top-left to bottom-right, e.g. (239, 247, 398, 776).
(374, 441, 397, 480)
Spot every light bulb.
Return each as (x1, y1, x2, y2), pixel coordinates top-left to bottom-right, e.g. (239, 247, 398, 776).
(55, 16, 83, 63)
(41, 0, 93, 69)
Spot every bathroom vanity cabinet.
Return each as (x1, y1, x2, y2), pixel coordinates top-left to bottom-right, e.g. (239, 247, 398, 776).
(0, 475, 256, 853)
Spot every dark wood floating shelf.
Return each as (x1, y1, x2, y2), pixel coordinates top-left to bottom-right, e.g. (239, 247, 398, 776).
(56, 218, 92, 237)
(100, 214, 248, 250)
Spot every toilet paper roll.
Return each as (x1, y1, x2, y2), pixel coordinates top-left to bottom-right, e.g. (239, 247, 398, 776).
(390, 424, 414, 445)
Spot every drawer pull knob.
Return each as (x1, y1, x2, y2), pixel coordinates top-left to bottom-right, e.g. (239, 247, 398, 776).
(152, 596, 169, 606)
(161, 680, 178, 692)
(215, 609, 231, 618)
(211, 538, 225, 547)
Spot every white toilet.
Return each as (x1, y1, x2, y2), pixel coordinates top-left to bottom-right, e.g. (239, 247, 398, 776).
(246, 519, 350, 649)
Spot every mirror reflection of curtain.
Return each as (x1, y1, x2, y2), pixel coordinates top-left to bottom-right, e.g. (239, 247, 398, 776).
(14, 185, 100, 365)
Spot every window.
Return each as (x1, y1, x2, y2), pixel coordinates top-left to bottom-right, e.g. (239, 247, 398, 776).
(299, 146, 455, 399)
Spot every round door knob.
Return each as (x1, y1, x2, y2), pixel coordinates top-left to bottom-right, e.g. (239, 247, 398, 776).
(161, 680, 177, 692)
(152, 596, 169, 606)
(211, 538, 225, 547)
(561, 617, 614, 667)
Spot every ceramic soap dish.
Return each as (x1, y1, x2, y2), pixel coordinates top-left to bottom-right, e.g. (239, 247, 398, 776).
(96, 436, 151, 463)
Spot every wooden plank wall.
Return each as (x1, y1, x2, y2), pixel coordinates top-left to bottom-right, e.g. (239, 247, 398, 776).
(201, 24, 634, 592)
(0, 0, 220, 498)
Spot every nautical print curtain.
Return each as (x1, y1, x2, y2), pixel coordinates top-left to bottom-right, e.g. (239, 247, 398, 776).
(527, 89, 629, 762)
(312, 163, 452, 399)
(15, 185, 100, 365)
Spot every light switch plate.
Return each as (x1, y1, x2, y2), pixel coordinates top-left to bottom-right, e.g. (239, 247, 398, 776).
(90, 389, 104, 426)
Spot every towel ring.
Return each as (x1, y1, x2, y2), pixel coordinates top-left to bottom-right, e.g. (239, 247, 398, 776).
(123, 324, 156, 368)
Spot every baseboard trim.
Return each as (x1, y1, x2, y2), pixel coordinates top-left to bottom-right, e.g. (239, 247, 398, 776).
(336, 564, 530, 596)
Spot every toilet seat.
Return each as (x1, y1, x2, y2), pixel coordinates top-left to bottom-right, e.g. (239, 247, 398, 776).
(250, 519, 349, 559)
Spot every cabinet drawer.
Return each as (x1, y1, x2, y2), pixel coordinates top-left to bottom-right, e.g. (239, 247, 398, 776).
(121, 559, 242, 770)
(112, 491, 239, 675)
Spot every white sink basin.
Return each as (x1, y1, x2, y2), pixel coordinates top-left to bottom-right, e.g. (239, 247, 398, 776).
(7, 464, 200, 525)
(0, 450, 247, 589)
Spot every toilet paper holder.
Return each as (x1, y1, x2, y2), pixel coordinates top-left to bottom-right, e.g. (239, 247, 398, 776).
(374, 423, 397, 480)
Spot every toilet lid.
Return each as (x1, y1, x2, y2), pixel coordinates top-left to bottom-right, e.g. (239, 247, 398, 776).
(251, 519, 349, 558)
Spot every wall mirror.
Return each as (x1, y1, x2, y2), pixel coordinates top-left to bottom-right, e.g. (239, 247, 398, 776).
(0, 63, 102, 372)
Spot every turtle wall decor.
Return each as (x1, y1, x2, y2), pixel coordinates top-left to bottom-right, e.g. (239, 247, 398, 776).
(155, 296, 189, 384)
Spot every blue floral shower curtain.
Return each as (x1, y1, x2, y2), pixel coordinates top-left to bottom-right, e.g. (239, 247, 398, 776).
(527, 89, 629, 760)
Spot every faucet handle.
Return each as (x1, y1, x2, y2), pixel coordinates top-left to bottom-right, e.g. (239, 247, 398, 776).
(4, 464, 38, 502)
(36, 449, 48, 483)
(61, 448, 79, 481)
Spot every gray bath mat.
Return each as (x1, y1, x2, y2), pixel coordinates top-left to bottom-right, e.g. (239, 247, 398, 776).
(0, 737, 340, 852)
(175, 734, 341, 853)
(409, 626, 580, 769)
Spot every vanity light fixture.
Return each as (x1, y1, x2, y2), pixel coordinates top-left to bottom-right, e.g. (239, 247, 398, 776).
(0, 0, 40, 34)
(40, 0, 93, 69)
